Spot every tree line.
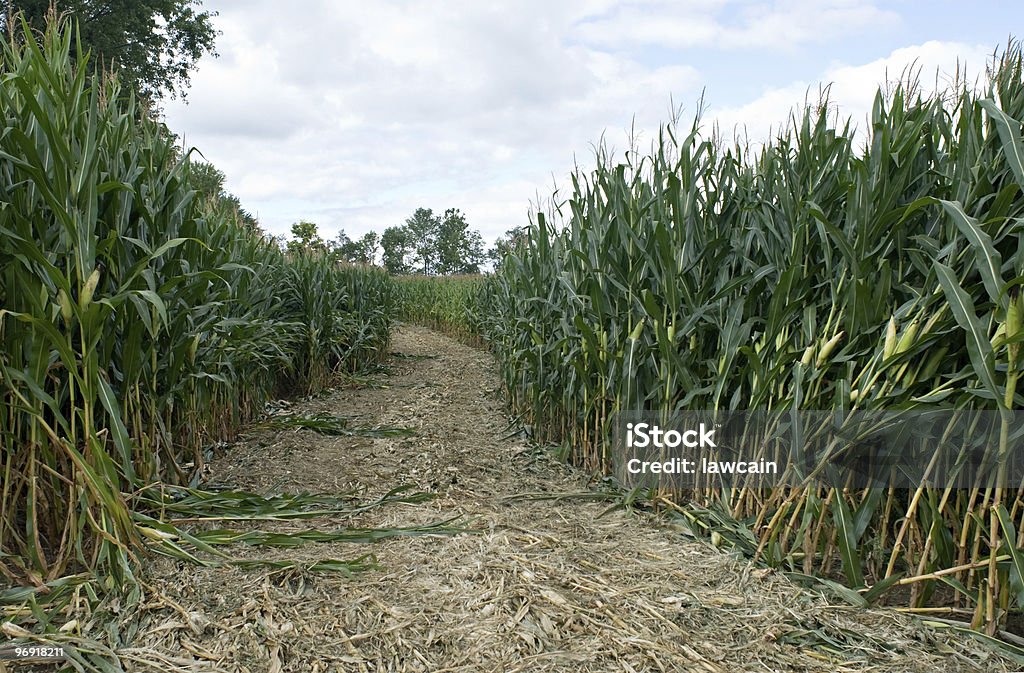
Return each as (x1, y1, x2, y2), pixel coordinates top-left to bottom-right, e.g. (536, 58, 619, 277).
(285, 208, 521, 276)
(186, 160, 520, 277)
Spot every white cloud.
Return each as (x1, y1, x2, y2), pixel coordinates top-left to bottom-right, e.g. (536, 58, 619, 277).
(163, 0, 709, 243)
(710, 41, 994, 145)
(573, 0, 898, 51)
(161, 1, 1002, 247)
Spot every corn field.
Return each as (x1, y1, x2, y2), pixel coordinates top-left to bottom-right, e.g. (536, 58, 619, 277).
(397, 275, 487, 345)
(404, 44, 1024, 633)
(0, 19, 395, 591)
(8, 8, 1024, 658)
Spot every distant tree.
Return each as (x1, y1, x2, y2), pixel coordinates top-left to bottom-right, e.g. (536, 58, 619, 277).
(380, 226, 411, 274)
(436, 208, 484, 274)
(328, 230, 359, 262)
(189, 159, 225, 202)
(216, 194, 259, 233)
(188, 159, 259, 232)
(333, 230, 353, 251)
(462, 230, 485, 273)
(288, 220, 325, 254)
(374, 207, 491, 275)
(355, 231, 380, 265)
(487, 226, 527, 269)
(404, 207, 440, 274)
(1, 0, 220, 101)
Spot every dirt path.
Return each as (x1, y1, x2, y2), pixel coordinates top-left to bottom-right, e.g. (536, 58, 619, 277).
(137, 325, 1014, 672)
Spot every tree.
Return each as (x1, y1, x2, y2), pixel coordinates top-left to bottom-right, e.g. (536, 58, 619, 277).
(404, 208, 440, 274)
(376, 207, 489, 275)
(488, 227, 527, 270)
(329, 230, 359, 263)
(380, 226, 411, 275)
(355, 231, 380, 265)
(436, 208, 484, 274)
(188, 159, 259, 233)
(461, 229, 485, 274)
(287, 220, 325, 254)
(189, 159, 225, 203)
(1, 0, 219, 101)
(218, 192, 260, 233)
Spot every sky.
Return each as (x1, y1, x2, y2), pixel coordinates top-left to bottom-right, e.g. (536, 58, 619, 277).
(162, 0, 1024, 247)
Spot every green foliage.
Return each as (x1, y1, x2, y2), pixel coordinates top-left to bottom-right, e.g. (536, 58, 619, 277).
(436, 208, 486, 274)
(286, 225, 382, 265)
(189, 159, 226, 200)
(376, 207, 487, 275)
(1, 0, 218, 100)
(487, 226, 527, 269)
(405, 207, 440, 273)
(288, 219, 326, 254)
(352, 231, 381, 264)
(445, 42, 1024, 631)
(190, 159, 259, 231)
(396, 275, 488, 343)
(328, 230, 380, 265)
(292, 209, 487, 276)
(0, 16, 395, 589)
(381, 225, 412, 274)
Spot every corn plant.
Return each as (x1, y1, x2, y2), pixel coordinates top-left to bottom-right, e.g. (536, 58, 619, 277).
(0, 16, 396, 592)
(396, 274, 488, 344)
(440, 43, 1024, 634)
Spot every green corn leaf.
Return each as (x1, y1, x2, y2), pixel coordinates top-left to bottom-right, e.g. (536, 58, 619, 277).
(933, 261, 1002, 407)
(937, 199, 1005, 310)
(95, 374, 136, 483)
(832, 494, 865, 588)
(995, 505, 1024, 609)
(979, 98, 1024, 188)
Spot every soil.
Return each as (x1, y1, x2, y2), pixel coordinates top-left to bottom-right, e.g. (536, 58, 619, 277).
(128, 325, 1018, 672)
